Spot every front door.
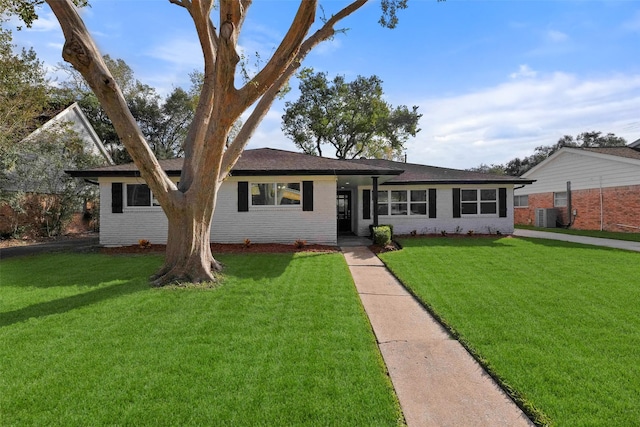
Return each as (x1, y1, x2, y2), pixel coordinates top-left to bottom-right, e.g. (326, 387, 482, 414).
(337, 191, 352, 233)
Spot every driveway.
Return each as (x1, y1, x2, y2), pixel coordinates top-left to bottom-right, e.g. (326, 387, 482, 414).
(513, 229, 640, 252)
(0, 236, 100, 260)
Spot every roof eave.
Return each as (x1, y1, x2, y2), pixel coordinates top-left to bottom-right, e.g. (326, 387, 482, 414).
(383, 179, 536, 185)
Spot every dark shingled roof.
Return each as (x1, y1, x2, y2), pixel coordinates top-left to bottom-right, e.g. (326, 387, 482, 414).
(579, 147, 640, 161)
(67, 148, 402, 178)
(67, 147, 534, 184)
(351, 158, 534, 185)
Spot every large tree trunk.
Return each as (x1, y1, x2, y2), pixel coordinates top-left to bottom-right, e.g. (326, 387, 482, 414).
(151, 185, 223, 287)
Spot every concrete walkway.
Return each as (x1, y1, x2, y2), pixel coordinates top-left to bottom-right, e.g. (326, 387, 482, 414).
(513, 228, 640, 252)
(342, 246, 534, 427)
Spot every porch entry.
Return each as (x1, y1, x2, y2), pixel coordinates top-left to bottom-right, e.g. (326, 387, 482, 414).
(337, 190, 352, 233)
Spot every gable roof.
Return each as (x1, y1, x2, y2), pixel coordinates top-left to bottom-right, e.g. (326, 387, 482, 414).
(522, 146, 640, 178)
(352, 158, 534, 185)
(25, 102, 114, 165)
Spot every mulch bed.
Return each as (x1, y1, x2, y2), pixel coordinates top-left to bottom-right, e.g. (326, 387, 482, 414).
(100, 243, 339, 255)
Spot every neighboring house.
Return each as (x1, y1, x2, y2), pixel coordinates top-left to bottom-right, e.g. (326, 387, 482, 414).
(514, 146, 640, 232)
(68, 148, 534, 247)
(27, 102, 114, 165)
(0, 103, 113, 236)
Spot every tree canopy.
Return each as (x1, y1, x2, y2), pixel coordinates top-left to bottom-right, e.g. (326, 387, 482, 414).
(282, 69, 421, 160)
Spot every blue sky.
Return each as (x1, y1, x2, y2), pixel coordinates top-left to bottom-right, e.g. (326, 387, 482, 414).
(10, 0, 640, 169)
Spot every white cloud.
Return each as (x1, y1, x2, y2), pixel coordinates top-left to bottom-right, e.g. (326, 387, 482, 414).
(622, 11, 640, 32)
(510, 65, 537, 80)
(407, 71, 640, 169)
(546, 29, 569, 43)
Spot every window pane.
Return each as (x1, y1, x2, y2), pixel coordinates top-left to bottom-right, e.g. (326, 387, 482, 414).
(252, 183, 275, 205)
(378, 191, 388, 203)
(461, 202, 477, 215)
(554, 192, 567, 207)
(391, 190, 407, 202)
(278, 183, 301, 205)
(481, 189, 496, 201)
(410, 203, 427, 215)
(411, 190, 426, 202)
(480, 202, 497, 214)
(461, 189, 477, 201)
(514, 195, 528, 207)
(391, 203, 408, 215)
(377, 204, 389, 216)
(127, 184, 151, 206)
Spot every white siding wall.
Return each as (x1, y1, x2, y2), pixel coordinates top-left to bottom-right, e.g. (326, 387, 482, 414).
(99, 175, 337, 247)
(516, 150, 640, 196)
(356, 184, 515, 236)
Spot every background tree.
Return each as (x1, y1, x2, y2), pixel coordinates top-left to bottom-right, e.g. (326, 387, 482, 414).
(0, 22, 49, 149)
(282, 69, 421, 159)
(469, 131, 628, 176)
(55, 55, 195, 163)
(15, 0, 417, 286)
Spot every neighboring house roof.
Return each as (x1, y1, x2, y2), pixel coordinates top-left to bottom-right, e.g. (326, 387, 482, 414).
(352, 158, 534, 185)
(25, 102, 114, 165)
(629, 138, 640, 148)
(522, 147, 640, 178)
(67, 148, 536, 185)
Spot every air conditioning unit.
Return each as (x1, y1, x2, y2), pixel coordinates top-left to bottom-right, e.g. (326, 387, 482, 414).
(535, 208, 557, 228)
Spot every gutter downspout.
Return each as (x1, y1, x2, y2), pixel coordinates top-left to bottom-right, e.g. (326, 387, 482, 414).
(599, 177, 604, 231)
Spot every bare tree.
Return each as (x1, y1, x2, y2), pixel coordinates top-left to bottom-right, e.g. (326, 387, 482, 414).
(30, 0, 415, 286)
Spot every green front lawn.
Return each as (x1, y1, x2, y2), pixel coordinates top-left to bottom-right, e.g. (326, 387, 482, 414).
(380, 237, 640, 426)
(0, 252, 401, 426)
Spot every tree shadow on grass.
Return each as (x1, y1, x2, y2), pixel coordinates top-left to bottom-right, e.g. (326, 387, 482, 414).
(0, 280, 144, 328)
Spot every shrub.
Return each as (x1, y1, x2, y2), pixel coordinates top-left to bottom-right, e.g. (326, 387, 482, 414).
(243, 238, 251, 248)
(294, 239, 306, 249)
(138, 239, 151, 249)
(373, 226, 391, 246)
(369, 223, 393, 238)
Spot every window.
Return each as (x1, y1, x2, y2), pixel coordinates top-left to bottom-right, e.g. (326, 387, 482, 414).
(514, 195, 528, 207)
(554, 191, 567, 207)
(126, 184, 160, 207)
(377, 189, 427, 216)
(461, 189, 497, 215)
(410, 190, 427, 215)
(251, 183, 301, 206)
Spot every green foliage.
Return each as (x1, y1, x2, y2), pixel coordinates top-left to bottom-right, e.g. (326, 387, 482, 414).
(0, 252, 401, 425)
(381, 237, 640, 425)
(282, 69, 421, 160)
(373, 225, 392, 246)
(0, 26, 49, 149)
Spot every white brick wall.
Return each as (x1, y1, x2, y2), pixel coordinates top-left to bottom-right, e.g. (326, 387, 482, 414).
(99, 175, 337, 247)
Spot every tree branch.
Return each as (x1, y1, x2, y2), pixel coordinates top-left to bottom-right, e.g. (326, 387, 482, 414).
(235, 0, 317, 108)
(45, 0, 177, 207)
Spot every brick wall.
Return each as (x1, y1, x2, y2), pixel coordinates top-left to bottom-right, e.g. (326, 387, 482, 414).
(515, 184, 640, 232)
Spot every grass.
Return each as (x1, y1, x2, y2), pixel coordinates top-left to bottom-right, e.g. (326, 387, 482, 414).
(516, 224, 640, 242)
(380, 236, 640, 426)
(0, 252, 402, 426)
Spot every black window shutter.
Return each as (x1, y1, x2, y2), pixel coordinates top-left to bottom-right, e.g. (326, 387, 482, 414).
(363, 189, 371, 220)
(428, 189, 437, 218)
(302, 181, 314, 211)
(238, 181, 249, 212)
(111, 183, 123, 213)
(499, 187, 507, 218)
(452, 188, 461, 218)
